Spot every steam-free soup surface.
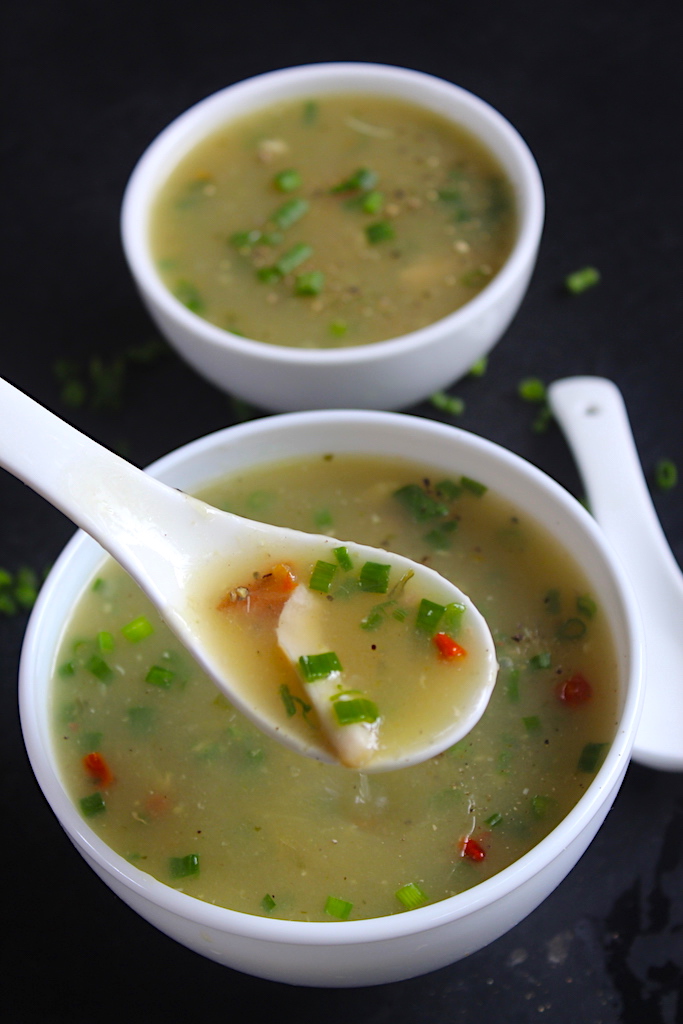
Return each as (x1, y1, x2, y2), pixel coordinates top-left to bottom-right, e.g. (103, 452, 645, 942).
(151, 94, 516, 348)
(53, 454, 617, 922)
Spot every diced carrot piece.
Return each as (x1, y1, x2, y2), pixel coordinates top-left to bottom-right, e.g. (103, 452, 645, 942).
(433, 632, 467, 660)
(217, 563, 297, 615)
(82, 751, 115, 788)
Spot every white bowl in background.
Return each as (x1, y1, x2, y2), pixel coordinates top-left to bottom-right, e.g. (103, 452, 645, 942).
(19, 411, 642, 986)
(121, 63, 544, 411)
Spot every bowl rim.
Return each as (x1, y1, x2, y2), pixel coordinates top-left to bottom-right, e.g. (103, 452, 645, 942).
(19, 410, 643, 948)
(120, 60, 545, 367)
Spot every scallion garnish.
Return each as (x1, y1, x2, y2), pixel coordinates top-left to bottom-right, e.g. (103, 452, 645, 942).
(121, 615, 154, 643)
(79, 792, 106, 817)
(97, 631, 114, 652)
(518, 377, 547, 403)
(655, 458, 677, 491)
(577, 741, 608, 773)
(470, 356, 488, 377)
(325, 895, 353, 919)
(173, 279, 204, 313)
(279, 683, 312, 719)
(395, 882, 427, 910)
(529, 651, 551, 669)
(576, 594, 597, 618)
(276, 242, 313, 276)
(565, 266, 600, 294)
(333, 546, 353, 571)
(557, 617, 587, 640)
(531, 794, 554, 819)
(261, 893, 277, 912)
(295, 270, 325, 295)
(145, 665, 175, 688)
(299, 651, 343, 682)
(230, 228, 262, 250)
(309, 560, 337, 593)
(393, 483, 448, 522)
(273, 169, 302, 193)
(485, 812, 503, 827)
(271, 197, 309, 229)
(442, 601, 466, 634)
(169, 853, 200, 879)
(333, 696, 379, 726)
(365, 220, 395, 244)
(523, 715, 541, 733)
(460, 475, 487, 496)
(330, 167, 378, 193)
(359, 561, 391, 593)
(256, 265, 282, 284)
(86, 654, 114, 683)
(416, 598, 445, 634)
(430, 391, 465, 417)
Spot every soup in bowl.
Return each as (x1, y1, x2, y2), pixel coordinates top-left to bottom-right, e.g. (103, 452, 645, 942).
(19, 411, 642, 986)
(121, 63, 544, 410)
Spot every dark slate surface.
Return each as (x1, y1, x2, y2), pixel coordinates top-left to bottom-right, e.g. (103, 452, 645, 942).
(2, 2, 681, 1020)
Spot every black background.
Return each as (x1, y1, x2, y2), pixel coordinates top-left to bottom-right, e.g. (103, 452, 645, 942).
(2, 2, 682, 1021)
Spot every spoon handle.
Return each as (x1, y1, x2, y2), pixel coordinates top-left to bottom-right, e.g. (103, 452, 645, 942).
(0, 376, 209, 602)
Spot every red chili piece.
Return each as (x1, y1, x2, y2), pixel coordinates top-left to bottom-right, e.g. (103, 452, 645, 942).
(433, 632, 467, 660)
(557, 672, 592, 705)
(461, 837, 486, 862)
(82, 751, 114, 788)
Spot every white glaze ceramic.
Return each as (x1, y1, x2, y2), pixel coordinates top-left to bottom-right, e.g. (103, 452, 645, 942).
(549, 376, 683, 772)
(121, 63, 544, 411)
(19, 411, 643, 987)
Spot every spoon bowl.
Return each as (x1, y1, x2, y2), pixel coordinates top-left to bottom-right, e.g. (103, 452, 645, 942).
(548, 376, 683, 772)
(0, 376, 497, 770)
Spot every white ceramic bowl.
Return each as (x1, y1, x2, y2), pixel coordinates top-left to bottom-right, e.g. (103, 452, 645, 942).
(121, 63, 544, 411)
(20, 411, 642, 987)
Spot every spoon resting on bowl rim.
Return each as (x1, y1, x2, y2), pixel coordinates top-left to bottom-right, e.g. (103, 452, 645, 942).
(0, 375, 498, 772)
(548, 376, 683, 772)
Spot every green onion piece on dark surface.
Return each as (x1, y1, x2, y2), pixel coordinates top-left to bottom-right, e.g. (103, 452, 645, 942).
(325, 895, 353, 919)
(169, 853, 200, 879)
(333, 546, 353, 571)
(299, 652, 343, 681)
(416, 598, 445, 634)
(273, 168, 302, 192)
(430, 391, 465, 417)
(365, 220, 395, 244)
(359, 561, 391, 593)
(518, 377, 547, 403)
(295, 270, 325, 295)
(80, 792, 106, 817)
(121, 615, 154, 643)
(565, 266, 600, 294)
(309, 560, 337, 593)
(333, 697, 379, 726)
(655, 458, 677, 491)
(395, 882, 427, 910)
(272, 197, 309, 229)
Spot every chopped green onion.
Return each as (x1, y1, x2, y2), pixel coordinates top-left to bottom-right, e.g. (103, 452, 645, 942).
(273, 168, 302, 192)
(329, 319, 348, 338)
(557, 617, 587, 640)
(504, 666, 520, 702)
(276, 242, 313, 275)
(261, 893, 277, 912)
(470, 356, 488, 377)
(97, 631, 114, 652)
(325, 895, 353, 919)
(80, 792, 106, 817)
(485, 812, 503, 828)
(271, 197, 309, 229)
(309, 560, 337, 593)
(295, 270, 325, 295)
(442, 601, 466, 634)
(230, 228, 262, 249)
(256, 265, 283, 284)
(529, 651, 551, 670)
(435, 479, 462, 501)
(423, 527, 453, 550)
(531, 794, 554, 819)
(523, 715, 541, 733)
(416, 598, 445, 634)
(279, 683, 312, 719)
(331, 167, 378, 193)
(333, 546, 353, 571)
(359, 561, 391, 594)
(145, 665, 175, 688)
(576, 594, 597, 618)
(121, 615, 154, 643)
(655, 458, 677, 491)
(360, 601, 392, 631)
(58, 659, 76, 678)
(169, 853, 200, 879)
(173, 279, 203, 313)
(460, 475, 487, 496)
(86, 654, 114, 683)
(577, 741, 608, 773)
(365, 220, 395, 244)
(361, 190, 384, 213)
(302, 99, 318, 124)
(393, 483, 448, 522)
(299, 652, 343, 681)
(313, 507, 333, 528)
(518, 377, 547, 403)
(333, 697, 379, 726)
(430, 391, 465, 417)
(395, 882, 427, 910)
(565, 266, 600, 294)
